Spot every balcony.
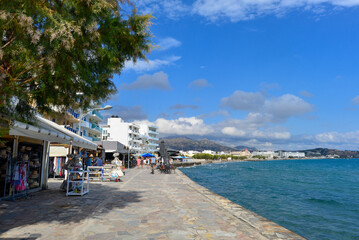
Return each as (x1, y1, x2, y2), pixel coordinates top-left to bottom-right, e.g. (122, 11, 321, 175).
(88, 110, 103, 122)
(89, 123, 102, 134)
(148, 136, 159, 141)
(62, 125, 78, 134)
(148, 129, 159, 135)
(67, 108, 80, 119)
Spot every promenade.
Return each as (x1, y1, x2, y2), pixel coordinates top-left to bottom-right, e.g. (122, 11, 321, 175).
(0, 167, 305, 240)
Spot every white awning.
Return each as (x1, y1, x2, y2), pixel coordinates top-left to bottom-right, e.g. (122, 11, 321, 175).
(9, 120, 72, 144)
(9, 116, 98, 150)
(36, 116, 98, 150)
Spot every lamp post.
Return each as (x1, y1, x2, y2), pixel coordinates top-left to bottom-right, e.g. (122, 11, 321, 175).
(77, 105, 112, 137)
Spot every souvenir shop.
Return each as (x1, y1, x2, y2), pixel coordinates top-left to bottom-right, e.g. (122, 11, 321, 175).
(0, 116, 97, 200)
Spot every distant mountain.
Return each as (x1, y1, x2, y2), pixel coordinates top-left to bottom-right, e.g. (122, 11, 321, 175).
(235, 146, 257, 151)
(162, 137, 237, 152)
(299, 148, 359, 158)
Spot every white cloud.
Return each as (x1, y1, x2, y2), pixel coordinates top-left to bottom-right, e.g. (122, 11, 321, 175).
(264, 94, 313, 121)
(137, 0, 189, 19)
(170, 104, 199, 110)
(102, 105, 148, 122)
(315, 131, 359, 144)
(124, 56, 181, 72)
(192, 0, 359, 22)
(221, 90, 266, 111)
(120, 71, 172, 91)
(188, 79, 212, 89)
(154, 117, 214, 136)
(157, 37, 182, 51)
(299, 90, 313, 98)
(221, 91, 313, 122)
(351, 95, 359, 105)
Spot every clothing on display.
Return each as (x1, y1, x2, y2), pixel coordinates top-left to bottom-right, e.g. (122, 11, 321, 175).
(53, 157, 65, 177)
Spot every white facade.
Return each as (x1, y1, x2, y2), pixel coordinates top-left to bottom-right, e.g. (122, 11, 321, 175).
(277, 151, 305, 158)
(101, 118, 159, 155)
(252, 151, 275, 159)
(202, 150, 216, 155)
(139, 124, 159, 153)
(101, 118, 142, 154)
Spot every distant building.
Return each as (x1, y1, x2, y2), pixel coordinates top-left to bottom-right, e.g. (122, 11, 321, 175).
(202, 150, 216, 155)
(276, 151, 305, 158)
(182, 150, 200, 157)
(252, 151, 275, 159)
(231, 149, 252, 158)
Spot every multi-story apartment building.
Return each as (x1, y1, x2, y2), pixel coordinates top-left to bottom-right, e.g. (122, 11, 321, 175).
(47, 107, 104, 142)
(72, 110, 103, 141)
(139, 124, 159, 153)
(101, 118, 143, 154)
(102, 118, 159, 155)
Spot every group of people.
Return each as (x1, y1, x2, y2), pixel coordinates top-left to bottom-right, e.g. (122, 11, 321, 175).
(135, 156, 156, 169)
(85, 154, 103, 169)
(136, 156, 174, 174)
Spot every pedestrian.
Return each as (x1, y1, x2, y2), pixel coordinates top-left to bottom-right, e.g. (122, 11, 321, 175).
(136, 157, 140, 168)
(86, 154, 93, 169)
(150, 156, 156, 174)
(96, 157, 103, 166)
(140, 157, 144, 168)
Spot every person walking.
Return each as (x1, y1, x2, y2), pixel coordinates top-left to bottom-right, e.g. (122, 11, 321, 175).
(136, 157, 140, 168)
(140, 157, 144, 168)
(150, 156, 156, 174)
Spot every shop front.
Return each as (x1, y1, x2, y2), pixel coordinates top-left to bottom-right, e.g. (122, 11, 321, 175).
(0, 116, 97, 200)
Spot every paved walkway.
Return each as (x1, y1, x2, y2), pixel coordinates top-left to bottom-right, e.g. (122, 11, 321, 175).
(0, 167, 305, 240)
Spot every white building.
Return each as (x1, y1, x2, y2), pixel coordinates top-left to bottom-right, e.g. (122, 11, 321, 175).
(252, 151, 275, 159)
(101, 118, 142, 154)
(101, 118, 159, 155)
(202, 150, 216, 155)
(139, 124, 159, 153)
(277, 151, 305, 158)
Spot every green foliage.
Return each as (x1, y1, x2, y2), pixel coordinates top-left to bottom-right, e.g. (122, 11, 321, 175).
(0, 0, 152, 123)
(252, 155, 266, 159)
(192, 153, 248, 160)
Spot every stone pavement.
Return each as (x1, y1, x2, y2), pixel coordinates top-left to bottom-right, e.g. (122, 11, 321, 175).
(0, 167, 305, 240)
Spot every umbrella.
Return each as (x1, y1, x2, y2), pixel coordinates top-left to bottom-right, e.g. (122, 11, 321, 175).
(141, 153, 155, 157)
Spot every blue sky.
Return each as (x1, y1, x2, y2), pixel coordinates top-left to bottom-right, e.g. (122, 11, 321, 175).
(104, 0, 359, 150)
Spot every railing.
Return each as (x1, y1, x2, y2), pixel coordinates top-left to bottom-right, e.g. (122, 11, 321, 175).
(148, 129, 159, 135)
(63, 125, 78, 134)
(91, 110, 103, 120)
(91, 123, 102, 132)
(67, 108, 80, 119)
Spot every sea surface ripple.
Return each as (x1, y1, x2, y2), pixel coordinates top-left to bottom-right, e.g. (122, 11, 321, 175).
(180, 159, 359, 240)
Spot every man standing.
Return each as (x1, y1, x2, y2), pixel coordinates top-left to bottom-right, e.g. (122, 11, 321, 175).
(150, 157, 156, 174)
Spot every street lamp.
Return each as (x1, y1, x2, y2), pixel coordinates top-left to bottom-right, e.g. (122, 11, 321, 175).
(78, 105, 112, 137)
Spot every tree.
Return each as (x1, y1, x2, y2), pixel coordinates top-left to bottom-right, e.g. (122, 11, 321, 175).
(0, 0, 152, 124)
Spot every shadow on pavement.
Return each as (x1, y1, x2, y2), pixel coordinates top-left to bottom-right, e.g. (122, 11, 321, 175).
(0, 181, 143, 235)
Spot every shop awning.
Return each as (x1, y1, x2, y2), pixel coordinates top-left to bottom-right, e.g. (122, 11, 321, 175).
(36, 116, 98, 150)
(94, 141, 128, 153)
(8, 116, 98, 150)
(9, 120, 72, 144)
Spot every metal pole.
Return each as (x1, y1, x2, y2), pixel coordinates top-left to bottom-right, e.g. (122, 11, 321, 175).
(127, 147, 130, 169)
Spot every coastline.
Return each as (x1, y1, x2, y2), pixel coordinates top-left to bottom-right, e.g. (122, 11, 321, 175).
(173, 157, 347, 168)
(176, 169, 306, 240)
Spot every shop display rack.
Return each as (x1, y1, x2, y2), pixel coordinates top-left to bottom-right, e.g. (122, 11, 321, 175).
(88, 166, 103, 182)
(66, 170, 89, 196)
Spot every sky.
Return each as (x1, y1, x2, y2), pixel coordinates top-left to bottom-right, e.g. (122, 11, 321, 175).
(103, 0, 359, 151)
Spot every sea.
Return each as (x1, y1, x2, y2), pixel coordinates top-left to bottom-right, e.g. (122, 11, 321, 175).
(180, 158, 359, 240)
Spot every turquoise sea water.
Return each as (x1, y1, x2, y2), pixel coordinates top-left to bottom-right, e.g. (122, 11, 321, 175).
(180, 159, 359, 240)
